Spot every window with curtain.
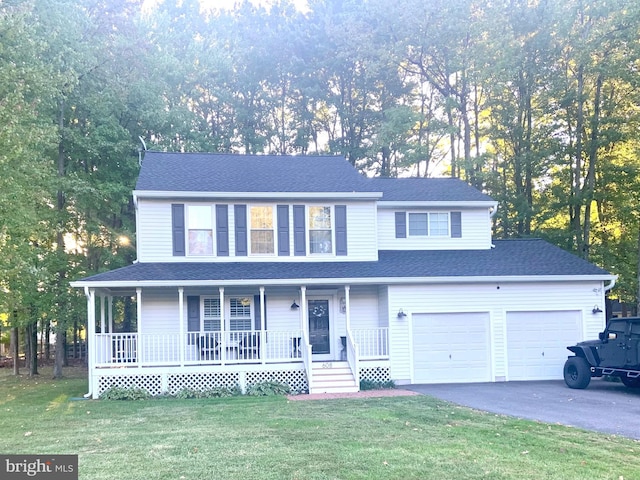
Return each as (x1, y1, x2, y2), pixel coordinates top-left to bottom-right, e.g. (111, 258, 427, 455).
(188, 205, 213, 255)
(309, 206, 332, 253)
(250, 206, 275, 254)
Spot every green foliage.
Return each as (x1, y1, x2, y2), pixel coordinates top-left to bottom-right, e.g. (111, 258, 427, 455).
(245, 381, 291, 396)
(174, 386, 242, 399)
(99, 387, 151, 401)
(360, 379, 396, 391)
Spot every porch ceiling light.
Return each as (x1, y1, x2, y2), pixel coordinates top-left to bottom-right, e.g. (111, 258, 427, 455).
(397, 309, 407, 319)
(291, 300, 300, 310)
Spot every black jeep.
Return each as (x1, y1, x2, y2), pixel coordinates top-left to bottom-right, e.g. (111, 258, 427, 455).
(563, 317, 640, 389)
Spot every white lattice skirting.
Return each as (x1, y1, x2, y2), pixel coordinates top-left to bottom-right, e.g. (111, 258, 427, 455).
(95, 366, 308, 398)
(359, 366, 391, 383)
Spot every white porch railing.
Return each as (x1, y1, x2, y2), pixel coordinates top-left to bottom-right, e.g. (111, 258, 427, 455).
(351, 328, 389, 359)
(94, 328, 388, 368)
(94, 330, 303, 367)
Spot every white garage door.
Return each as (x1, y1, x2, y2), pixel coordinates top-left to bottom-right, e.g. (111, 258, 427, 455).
(506, 311, 581, 381)
(412, 312, 491, 384)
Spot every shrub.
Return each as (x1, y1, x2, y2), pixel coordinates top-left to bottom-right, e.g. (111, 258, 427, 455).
(100, 387, 150, 400)
(360, 379, 396, 391)
(245, 381, 290, 396)
(175, 386, 242, 399)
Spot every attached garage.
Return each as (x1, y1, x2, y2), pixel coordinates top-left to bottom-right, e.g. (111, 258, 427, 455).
(412, 312, 491, 383)
(506, 310, 581, 381)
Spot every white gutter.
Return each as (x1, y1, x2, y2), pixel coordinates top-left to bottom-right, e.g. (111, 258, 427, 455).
(377, 200, 497, 208)
(71, 273, 618, 289)
(133, 190, 383, 200)
(604, 276, 618, 292)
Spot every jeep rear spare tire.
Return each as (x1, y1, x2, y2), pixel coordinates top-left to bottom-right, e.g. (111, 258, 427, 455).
(564, 356, 591, 389)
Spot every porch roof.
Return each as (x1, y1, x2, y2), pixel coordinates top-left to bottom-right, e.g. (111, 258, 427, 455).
(71, 239, 614, 287)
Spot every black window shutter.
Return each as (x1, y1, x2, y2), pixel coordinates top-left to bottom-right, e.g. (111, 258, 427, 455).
(277, 205, 290, 256)
(235, 205, 248, 256)
(451, 211, 462, 238)
(216, 204, 229, 256)
(254, 295, 267, 330)
(335, 205, 347, 256)
(187, 296, 200, 344)
(293, 205, 306, 256)
(395, 212, 406, 238)
(172, 204, 186, 256)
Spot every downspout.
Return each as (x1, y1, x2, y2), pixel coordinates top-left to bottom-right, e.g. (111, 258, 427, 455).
(83, 286, 93, 399)
(604, 277, 617, 293)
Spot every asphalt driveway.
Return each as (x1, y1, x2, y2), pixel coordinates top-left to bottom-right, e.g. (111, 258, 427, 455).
(406, 379, 640, 440)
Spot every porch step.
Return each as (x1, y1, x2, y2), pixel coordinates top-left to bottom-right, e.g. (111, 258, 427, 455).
(310, 361, 359, 394)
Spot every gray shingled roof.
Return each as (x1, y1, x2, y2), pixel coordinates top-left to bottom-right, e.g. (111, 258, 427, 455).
(136, 151, 378, 193)
(136, 151, 497, 203)
(370, 177, 494, 202)
(75, 239, 610, 284)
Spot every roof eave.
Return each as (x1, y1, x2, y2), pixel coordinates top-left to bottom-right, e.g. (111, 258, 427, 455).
(377, 200, 498, 208)
(133, 190, 383, 200)
(70, 274, 617, 289)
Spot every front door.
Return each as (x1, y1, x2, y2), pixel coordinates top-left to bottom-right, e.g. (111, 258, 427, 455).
(308, 299, 330, 354)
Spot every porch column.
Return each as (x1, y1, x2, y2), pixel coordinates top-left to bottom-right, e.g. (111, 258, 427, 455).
(100, 295, 106, 334)
(108, 295, 113, 333)
(219, 287, 225, 366)
(86, 287, 96, 398)
(136, 287, 142, 368)
(178, 287, 184, 366)
(344, 285, 351, 331)
(300, 286, 307, 339)
(259, 286, 266, 365)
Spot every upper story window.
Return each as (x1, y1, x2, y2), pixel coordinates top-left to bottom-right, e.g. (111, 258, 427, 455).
(188, 205, 213, 255)
(309, 206, 332, 254)
(250, 206, 275, 254)
(407, 212, 449, 237)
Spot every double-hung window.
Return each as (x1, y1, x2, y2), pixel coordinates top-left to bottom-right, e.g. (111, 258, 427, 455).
(229, 297, 252, 331)
(188, 205, 213, 255)
(407, 212, 450, 237)
(309, 206, 332, 254)
(203, 298, 221, 331)
(408, 213, 428, 236)
(250, 206, 275, 254)
(429, 213, 449, 236)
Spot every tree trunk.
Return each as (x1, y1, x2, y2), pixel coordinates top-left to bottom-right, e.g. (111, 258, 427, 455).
(27, 322, 38, 377)
(54, 331, 66, 377)
(53, 99, 66, 380)
(11, 327, 19, 376)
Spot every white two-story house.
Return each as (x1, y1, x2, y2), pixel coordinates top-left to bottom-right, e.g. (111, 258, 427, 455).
(71, 152, 616, 398)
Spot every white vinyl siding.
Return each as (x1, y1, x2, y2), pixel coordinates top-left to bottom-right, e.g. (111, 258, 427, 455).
(377, 207, 492, 250)
(137, 199, 378, 262)
(388, 281, 606, 384)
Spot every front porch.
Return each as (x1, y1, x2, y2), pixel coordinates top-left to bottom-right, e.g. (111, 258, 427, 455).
(83, 284, 391, 398)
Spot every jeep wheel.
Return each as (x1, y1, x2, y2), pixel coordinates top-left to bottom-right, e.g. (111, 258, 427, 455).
(620, 376, 640, 388)
(563, 357, 591, 389)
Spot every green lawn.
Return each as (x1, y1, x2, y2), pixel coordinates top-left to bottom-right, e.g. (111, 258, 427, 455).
(1, 367, 639, 479)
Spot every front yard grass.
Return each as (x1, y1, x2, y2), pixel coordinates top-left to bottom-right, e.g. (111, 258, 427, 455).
(1, 366, 639, 479)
